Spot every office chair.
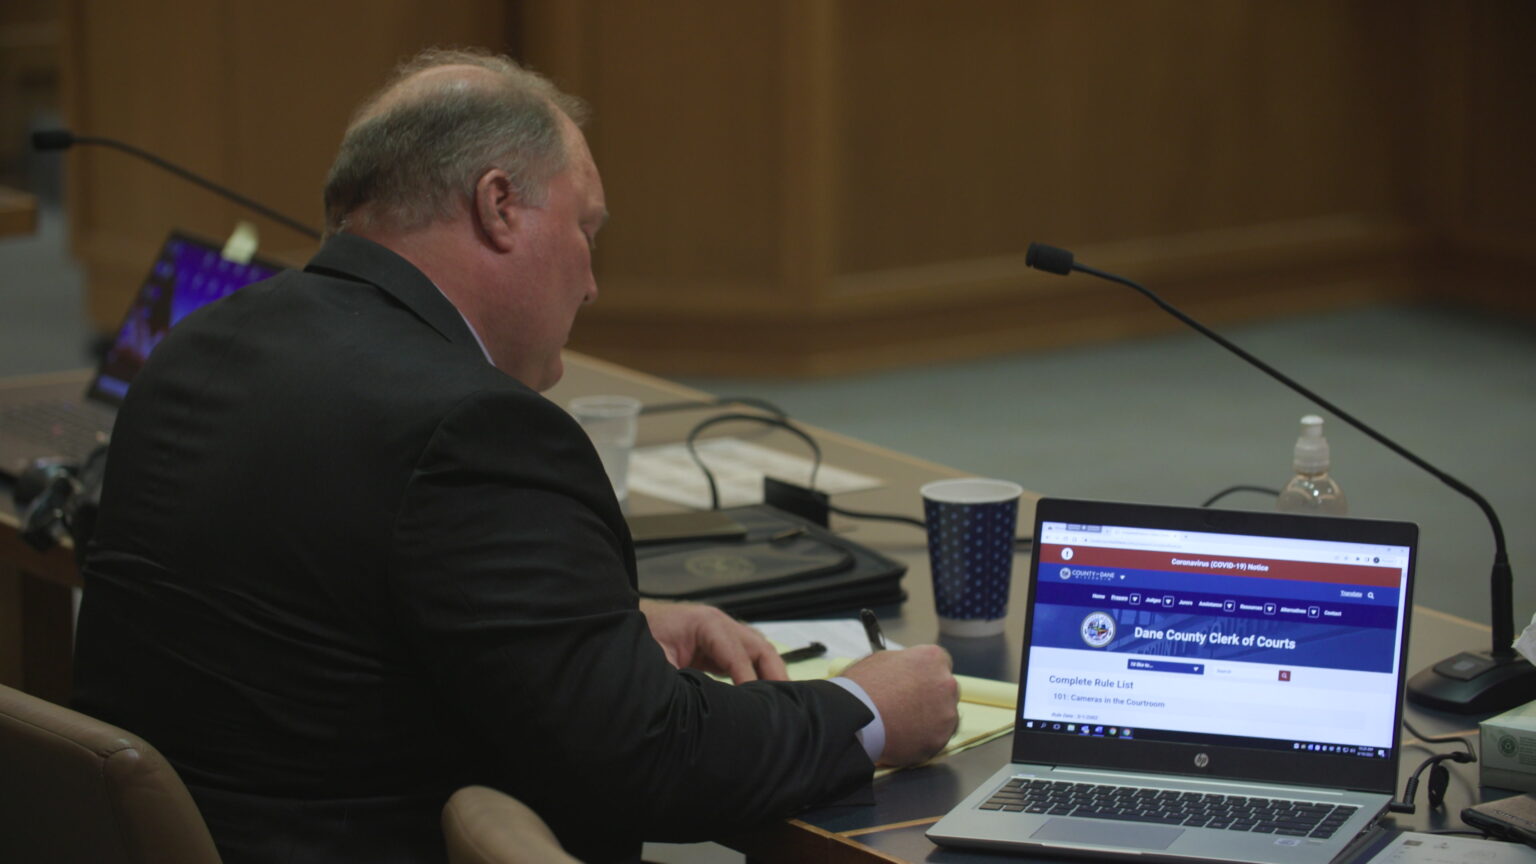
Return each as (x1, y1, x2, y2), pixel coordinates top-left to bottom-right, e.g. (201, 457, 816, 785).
(443, 785, 581, 864)
(0, 682, 223, 864)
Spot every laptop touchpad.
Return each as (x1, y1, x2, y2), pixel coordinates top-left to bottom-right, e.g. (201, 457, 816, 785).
(1032, 819, 1183, 850)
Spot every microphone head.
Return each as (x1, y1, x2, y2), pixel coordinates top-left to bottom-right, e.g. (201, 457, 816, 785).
(1026, 242, 1075, 275)
(31, 129, 76, 151)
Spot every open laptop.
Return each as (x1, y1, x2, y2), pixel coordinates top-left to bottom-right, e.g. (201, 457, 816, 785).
(0, 231, 282, 476)
(929, 497, 1417, 864)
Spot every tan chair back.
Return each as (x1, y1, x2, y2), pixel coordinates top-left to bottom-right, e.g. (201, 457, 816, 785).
(0, 683, 223, 864)
(443, 785, 581, 864)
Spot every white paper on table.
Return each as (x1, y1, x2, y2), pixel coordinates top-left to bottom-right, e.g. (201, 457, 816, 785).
(628, 437, 881, 510)
(1365, 832, 1536, 863)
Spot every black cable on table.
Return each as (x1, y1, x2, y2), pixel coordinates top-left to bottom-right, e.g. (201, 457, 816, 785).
(1200, 485, 1281, 508)
(679, 406, 1032, 547)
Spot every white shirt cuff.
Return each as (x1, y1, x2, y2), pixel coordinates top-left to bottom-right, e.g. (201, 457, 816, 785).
(829, 676, 885, 764)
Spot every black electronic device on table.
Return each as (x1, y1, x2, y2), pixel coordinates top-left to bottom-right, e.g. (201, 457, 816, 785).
(1463, 793, 1536, 849)
(627, 510, 748, 545)
(633, 504, 906, 620)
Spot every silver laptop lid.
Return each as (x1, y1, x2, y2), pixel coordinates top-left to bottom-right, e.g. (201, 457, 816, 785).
(1015, 499, 1416, 796)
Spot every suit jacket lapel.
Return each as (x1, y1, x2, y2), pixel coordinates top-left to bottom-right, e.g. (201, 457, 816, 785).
(305, 233, 484, 356)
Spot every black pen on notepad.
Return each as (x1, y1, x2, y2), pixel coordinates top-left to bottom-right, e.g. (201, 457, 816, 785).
(778, 642, 827, 663)
(860, 608, 886, 653)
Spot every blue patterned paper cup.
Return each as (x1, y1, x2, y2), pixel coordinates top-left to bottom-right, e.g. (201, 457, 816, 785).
(922, 478, 1023, 637)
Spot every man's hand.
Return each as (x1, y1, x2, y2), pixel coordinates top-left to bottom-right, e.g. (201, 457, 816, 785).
(639, 599, 789, 684)
(841, 645, 959, 767)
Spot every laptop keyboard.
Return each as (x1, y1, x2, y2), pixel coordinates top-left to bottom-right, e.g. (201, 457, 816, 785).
(1, 400, 112, 461)
(981, 778, 1357, 839)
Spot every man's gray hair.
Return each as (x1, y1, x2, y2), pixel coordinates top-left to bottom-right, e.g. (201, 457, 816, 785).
(323, 47, 587, 235)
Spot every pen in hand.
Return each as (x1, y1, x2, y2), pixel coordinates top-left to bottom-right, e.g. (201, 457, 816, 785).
(860, 608, 886, 653)
(778, 642, 827, 664)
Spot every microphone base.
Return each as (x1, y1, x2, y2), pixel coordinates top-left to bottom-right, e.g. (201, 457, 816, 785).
(1406, 651, 1536, 715)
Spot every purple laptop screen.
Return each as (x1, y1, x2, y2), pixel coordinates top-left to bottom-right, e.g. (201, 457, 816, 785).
(92, 234, 282, 401)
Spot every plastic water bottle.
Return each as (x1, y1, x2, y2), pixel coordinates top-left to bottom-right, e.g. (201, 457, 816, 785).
(1276, 414, 1348, 515)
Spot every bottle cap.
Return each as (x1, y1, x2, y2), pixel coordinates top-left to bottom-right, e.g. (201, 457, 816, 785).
(1293, 414, 1331, 473)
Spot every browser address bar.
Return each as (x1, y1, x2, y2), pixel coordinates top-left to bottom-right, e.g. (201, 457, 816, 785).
(1049, 538, 1184, 552)
(1049, 537, 1402, 567)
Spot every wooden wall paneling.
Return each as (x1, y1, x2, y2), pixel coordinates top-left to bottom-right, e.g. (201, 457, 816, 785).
(1394, 1, 1470, 235)
(535, 2, 793, 315)
(781, 0, 838, 314)
(62, 0, 511, 334)
(60, 1, 1534, 375)
(807, 1, 1419, 373)
(571, 212, 1419, 378)
(527, 0, 1465, 377)
(64, 0, 232, 331)
(222, 0, 512, 257)
(0, 0, 60, 184)
(514, 0, 589, 97)
(1455, 1, 1536, 313)
(833, 0, 1409, 270)
(1392, 0, 1471, 308)
(1462, 2, 1536, 239)
(522, 1, 861, 365)
(1392, 0, 1535, 315)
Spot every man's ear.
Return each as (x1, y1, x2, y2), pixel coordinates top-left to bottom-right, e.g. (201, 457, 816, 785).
(472, 168, 519, 253)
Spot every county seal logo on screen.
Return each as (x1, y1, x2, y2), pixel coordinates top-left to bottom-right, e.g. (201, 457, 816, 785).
(1080, 611, 1116, 648)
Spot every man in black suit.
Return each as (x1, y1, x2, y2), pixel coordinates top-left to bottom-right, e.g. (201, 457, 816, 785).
(72, 48, 958, 863)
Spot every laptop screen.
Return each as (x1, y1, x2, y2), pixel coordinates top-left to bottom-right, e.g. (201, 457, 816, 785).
(1015, 499, 1416, 793)
(88, 232, 284, 403)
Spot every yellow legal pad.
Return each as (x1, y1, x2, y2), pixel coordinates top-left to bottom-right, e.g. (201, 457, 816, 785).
(783, 654, 1017, 775)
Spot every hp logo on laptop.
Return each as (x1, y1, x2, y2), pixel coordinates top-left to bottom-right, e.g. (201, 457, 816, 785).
(1194, 753, 1210, 768)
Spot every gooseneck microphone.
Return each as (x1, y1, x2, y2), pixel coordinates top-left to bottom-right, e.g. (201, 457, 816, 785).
(32, 129, 321, 241)
(1026, 242, 1529, 714)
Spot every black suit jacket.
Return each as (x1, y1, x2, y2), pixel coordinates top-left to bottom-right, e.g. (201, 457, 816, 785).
(73, 234, 873, 864)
